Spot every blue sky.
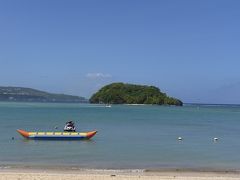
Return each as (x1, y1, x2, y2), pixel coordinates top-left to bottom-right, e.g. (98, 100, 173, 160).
(0, 0, 240, 104)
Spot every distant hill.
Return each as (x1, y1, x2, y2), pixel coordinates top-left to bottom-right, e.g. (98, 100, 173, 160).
(0, 86, 87, 103)
(89, 83, 183, 106)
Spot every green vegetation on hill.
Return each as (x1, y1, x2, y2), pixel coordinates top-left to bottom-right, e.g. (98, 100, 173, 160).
(89, 83, 183, 106)
(0, 86, 87, 103)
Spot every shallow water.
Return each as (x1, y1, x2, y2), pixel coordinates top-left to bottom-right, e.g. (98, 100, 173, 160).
(0, 102, 240, 170)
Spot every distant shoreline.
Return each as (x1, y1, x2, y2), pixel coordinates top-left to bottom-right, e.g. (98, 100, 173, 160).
(184, 103, 240, 106)
(1, 101, 240, 107)
(0, 100, 89, 104)
(0, 86, 87, 103)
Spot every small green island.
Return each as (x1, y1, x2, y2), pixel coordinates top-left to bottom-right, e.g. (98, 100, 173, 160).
(90, 83, 183, 106)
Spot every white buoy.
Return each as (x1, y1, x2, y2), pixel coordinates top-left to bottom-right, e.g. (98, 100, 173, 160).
(213, 137, 218, 141)
(178, 137, 183, 141)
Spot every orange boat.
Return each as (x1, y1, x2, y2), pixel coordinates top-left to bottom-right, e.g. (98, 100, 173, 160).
(17, 129, 97, 140)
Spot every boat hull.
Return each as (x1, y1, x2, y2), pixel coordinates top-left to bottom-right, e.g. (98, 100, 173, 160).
(17, 129, 97, 140)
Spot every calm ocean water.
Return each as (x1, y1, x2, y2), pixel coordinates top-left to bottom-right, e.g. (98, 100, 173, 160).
(0, 102, 240, 170)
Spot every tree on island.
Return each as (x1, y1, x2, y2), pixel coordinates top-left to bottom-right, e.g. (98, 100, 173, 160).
(89, 83, 183, 106)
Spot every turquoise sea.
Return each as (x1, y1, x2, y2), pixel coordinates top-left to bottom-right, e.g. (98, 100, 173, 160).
(0, 102, 240, 170)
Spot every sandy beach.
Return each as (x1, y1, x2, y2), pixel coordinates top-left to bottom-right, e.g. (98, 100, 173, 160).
(0, 167, 240, 180)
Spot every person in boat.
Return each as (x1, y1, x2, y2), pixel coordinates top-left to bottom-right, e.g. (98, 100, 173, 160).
(64, 120, 76, 132)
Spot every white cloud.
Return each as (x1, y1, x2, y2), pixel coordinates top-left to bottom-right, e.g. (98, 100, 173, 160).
(86, 73, 112, 79)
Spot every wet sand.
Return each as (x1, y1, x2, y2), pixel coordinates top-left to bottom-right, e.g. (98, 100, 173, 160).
(0, 167, 240, 180)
